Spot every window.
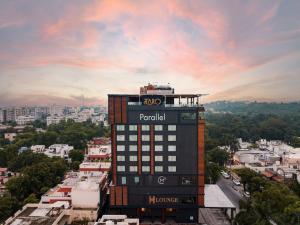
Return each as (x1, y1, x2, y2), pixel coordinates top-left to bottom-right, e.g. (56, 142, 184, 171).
(117, 145, 125, 151)
(142, 145, 150, 152)
(181, 112, 196, 120)
(134, 176, 140, 184)
(155, 166, 163, 172)
(117, 155, 125, 161)
(129, 145, 137, 151)
(130, 166, 138, 172)
(142, 166, 150, 172)
(155, 155, 163, 162)
(129, 125, 137, 131)
(142, 135, 150, 141)
(117, 166, 125, 172)
(168, 166, 176, 172)
(168, 155, 176, 162)
(168, 125, 176, 131)
(142, 125, 150, 131)
(155, 125, 163, 131)
(168, 145, 176, 152)
(129, 135, 137, 141)
(121, 176, 126, 185)
(142, 156, 150, 161)
(155, 145, 163, 152)
(168, 135, 176, 141)
(155, 135, 163, 141)
(117, 135, 125, 141)
(116, 125, 125, 131)
(129, 155, 137, 161)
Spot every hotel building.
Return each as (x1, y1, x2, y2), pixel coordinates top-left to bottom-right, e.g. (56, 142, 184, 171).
(108, 84, 205, 223)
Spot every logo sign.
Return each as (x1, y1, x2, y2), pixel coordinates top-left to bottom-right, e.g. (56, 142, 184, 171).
(141, 95, 164, 106)
(158, 176, 167, 184)
(140, 113, 165, 121)
(148, 196, 179, 205)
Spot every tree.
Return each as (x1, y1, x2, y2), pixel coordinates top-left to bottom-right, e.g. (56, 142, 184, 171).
(69, 149, 84, 162)
(207, 148, 229, 166)
(24, 193, 39, 204)
(205, 162, 221, 184)
(0, 195, 18, 223)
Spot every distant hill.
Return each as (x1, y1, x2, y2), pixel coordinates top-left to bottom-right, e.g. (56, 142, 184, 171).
(204, 101, 300, 115)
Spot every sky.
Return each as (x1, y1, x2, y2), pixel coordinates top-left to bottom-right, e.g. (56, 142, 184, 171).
(0, 0, 300, 106)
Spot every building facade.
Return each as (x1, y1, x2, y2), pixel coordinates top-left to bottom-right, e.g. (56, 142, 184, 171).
(108, 84, 205, 223)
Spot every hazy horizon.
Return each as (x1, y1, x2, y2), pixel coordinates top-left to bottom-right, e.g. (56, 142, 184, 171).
(1, 0, 300, 106)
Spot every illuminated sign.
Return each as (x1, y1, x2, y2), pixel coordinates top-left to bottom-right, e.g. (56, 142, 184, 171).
(148, 196, 179, 205)
(139, 113, 165, 121)
(157, 176, 167, 184)
(141, 95, 164, 106)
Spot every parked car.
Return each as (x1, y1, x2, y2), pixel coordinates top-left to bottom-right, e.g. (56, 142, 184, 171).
(233, 179, 241, 186)
(221, 171, 230, 179)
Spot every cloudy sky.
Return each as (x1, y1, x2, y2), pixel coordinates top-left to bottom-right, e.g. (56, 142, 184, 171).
(0, 0, 300, 106)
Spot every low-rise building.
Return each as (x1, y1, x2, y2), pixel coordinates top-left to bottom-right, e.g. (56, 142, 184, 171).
(86, 144, 111, 162)
(4, 202, 70, 225)
(4, 133, 17, 142)
(79, 162, 111, 177)
(31, 145, 46, 153)
(93, 215, 139, 225)
(47, 116, 65, 126)
(16, 115, 35, 125)
(44, 144, 74, 159)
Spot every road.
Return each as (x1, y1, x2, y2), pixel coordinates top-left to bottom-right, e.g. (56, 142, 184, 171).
(217, 177, 244, 211)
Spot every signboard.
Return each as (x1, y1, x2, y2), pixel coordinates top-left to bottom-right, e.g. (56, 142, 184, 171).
(128, 111, 178, 124)
(148, 195, 179, 205)
(141, 95, 164, 106)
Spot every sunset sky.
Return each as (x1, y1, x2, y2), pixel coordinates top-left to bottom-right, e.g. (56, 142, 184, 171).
(0, 0, 300, 106)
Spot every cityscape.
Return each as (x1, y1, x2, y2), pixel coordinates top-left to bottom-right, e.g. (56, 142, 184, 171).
(1, 1, 300, 225)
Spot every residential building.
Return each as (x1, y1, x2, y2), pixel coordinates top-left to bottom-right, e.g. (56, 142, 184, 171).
(31, 145, 46, 153)
(79, 162, 111, 177)
(93, 215, 139, 225)
(46, 115, 65, 126)
(16, 115, 35, 125)
(4, 133, 17, 142)
(44, 144, 74, 159)
(86, 143, 111, 162)
(108, 84, 205, 223)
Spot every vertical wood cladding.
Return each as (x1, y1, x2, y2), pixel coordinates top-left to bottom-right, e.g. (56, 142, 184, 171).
(122, 186, 128, 206)
(150, 124, 154, 175)
(198, 119, 205, 206)
(111, 125, 117, 185)
(108, 96, 127, 124)
(137, 124, 142, 175)
(115, 186, 123, 206)
(110, 186, 115, 206)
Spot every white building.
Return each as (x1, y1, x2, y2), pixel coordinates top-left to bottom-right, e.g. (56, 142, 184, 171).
(4, 133, 17, 142)
(86, 144, 111, 162)
(16, 115, 35, 125)
(79, 162, 110, 177)
(47, 116, 65, 126)
(44, 144, 74, 159)
(31, 145, 46, 153)
(94, 215, 139, 225)
(50, 104, 65, 116)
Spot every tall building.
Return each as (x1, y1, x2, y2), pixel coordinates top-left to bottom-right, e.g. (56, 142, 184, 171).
(108, 84, 205, 223)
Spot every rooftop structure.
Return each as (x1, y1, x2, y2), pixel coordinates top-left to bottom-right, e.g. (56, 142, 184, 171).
(94, 215, 139, 225)
(4, 202, 70, 225)
(44, 144, 74, 160)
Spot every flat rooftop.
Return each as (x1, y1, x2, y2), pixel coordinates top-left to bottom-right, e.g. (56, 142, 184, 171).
(204, 184, 235, 209)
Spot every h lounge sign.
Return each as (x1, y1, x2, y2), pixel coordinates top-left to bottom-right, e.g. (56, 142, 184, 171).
(148, 195, 179, 205)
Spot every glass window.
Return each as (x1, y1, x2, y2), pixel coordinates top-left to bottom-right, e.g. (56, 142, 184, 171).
(168, 145, 176, 152)
(117, 166, 125, 172)
(117, 145, 125, 151)
(142, 156, 150, 161)
(130, 166, 138, 172)
(129, 135, 137, 141)
(168, 125, 176, 131)
(142, 135, 150, 141)
(155, 155, 163, 162)
(134, 176, 140, 184)
(181, 112, 196, 120)
(155, 166, 163, 172)
(129, 145, 137, 151)
(116, 125, 125, 131)
(117, 155, 125, 161)
(155, 145, 163, 152)
(129, 155, 137, 161)
(168, 166, 176, 172)
(142, 125, 150, 131)
(155, 135, 163, 141)
(142, 166, 150, 172)
(121, 176, 126, 185)
(117, 135, 125, 141)
(168, 155, 176, 162)
(142, 145, 150, 152)
(168, 135, 176, 141)
(155, 125, 163, 131)
(129, 125, 137, 131)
